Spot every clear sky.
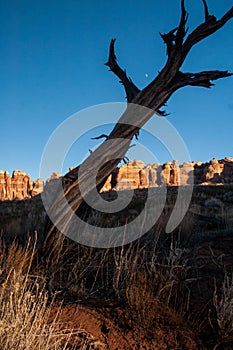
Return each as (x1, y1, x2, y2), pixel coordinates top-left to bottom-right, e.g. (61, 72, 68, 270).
(0, 0, 233, 180)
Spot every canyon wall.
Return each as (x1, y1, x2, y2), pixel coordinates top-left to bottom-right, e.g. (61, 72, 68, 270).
(101, 157, 233, 191)
(0, 170, 44, 200)
(1, 157, 233, 201)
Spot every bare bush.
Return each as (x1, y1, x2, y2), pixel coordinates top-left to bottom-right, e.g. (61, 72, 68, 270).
(213, 272, 233, 347)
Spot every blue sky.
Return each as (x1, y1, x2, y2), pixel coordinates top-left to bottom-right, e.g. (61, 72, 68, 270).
(0, 0, 233, 180)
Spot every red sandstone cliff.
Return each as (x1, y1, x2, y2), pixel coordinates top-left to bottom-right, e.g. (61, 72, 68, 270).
(0, 170, 43, 200)
(1, 157, 233, 200)
(101, 157, 233, 191)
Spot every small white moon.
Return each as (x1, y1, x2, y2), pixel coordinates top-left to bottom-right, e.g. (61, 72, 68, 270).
(145, 73, 148, 78)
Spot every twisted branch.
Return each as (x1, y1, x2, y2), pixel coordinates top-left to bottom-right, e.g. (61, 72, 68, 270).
(175, 70, 233, 89)
(104, 39, 140, 102)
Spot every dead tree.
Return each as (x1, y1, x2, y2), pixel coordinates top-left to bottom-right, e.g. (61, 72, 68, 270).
(43, 0, 233, 260)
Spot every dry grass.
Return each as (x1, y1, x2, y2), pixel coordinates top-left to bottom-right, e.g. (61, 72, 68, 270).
(0, 237, 96, 350)
(126, 270, 157, 331)
(213, 272, 233, 349)
(43, 226, 195, 311)
(2, 222, 233, 349)
(125, 240, 194, 335)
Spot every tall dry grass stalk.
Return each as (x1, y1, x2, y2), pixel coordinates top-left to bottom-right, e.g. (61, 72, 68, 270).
(0, 236, 93, 350)
(213, 272, 233, 348)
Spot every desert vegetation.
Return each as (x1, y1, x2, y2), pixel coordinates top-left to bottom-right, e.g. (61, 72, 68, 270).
(1, 197, 233, 350)
(0, 236, 104, 349)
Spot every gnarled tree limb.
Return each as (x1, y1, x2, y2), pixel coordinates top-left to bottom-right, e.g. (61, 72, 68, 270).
(183, 6, 233, 55)
(104, 38, 140, 102)
(175, 70, 233, 89)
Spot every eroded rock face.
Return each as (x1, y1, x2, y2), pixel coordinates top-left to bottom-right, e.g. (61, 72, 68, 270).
(101, 157, 233, 191)
(170, 160, 180, 186)
(180, 162, 194, 186)
(0, 170, 44, 201)
(32, 179, 44, 197)
(221, 158, 233, 183)
(203, 158, 223, 183)
(43, 172, 62, 195)
(115, 161, 145, 190)
(1, 158, 233, 200)
(143, 164, 158, 187)
(161, 162, 172, 185)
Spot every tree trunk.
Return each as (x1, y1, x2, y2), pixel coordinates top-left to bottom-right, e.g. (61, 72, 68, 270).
(43, 1, 233, 260)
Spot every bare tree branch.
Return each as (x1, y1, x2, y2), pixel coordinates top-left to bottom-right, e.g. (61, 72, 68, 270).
(175, 70, 233, 89)
(91, 134, 108, 140)
(160, 27, 178, 56)
(160, 0, 188, 56)
(175, 0, 189, 47)
(183, 6, 233, 55)
(104, 39, 140, 102)
(202, 0, 209, 21)
(201, 0, 216, 22)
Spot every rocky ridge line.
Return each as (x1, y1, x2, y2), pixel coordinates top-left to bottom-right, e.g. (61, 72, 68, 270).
(1, 157, 233, 200)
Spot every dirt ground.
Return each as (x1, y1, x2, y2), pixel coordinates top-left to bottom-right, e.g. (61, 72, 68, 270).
(47, 231, 233, 350)
(49, 302, 202, 349)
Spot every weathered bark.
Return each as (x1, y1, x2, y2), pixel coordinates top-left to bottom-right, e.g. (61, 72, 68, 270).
(43, 1, 233, 258)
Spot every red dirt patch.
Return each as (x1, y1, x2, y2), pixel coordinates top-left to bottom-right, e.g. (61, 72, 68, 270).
(49, 302, 203, 349)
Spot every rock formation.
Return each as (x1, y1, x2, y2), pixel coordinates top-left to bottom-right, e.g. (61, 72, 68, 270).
(0, 170, 44, 201)
(102, 157, 233, 191)
(43, 172, 62, 194)
(114, 160, 145, 190)
(1, 158, 233, 200)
